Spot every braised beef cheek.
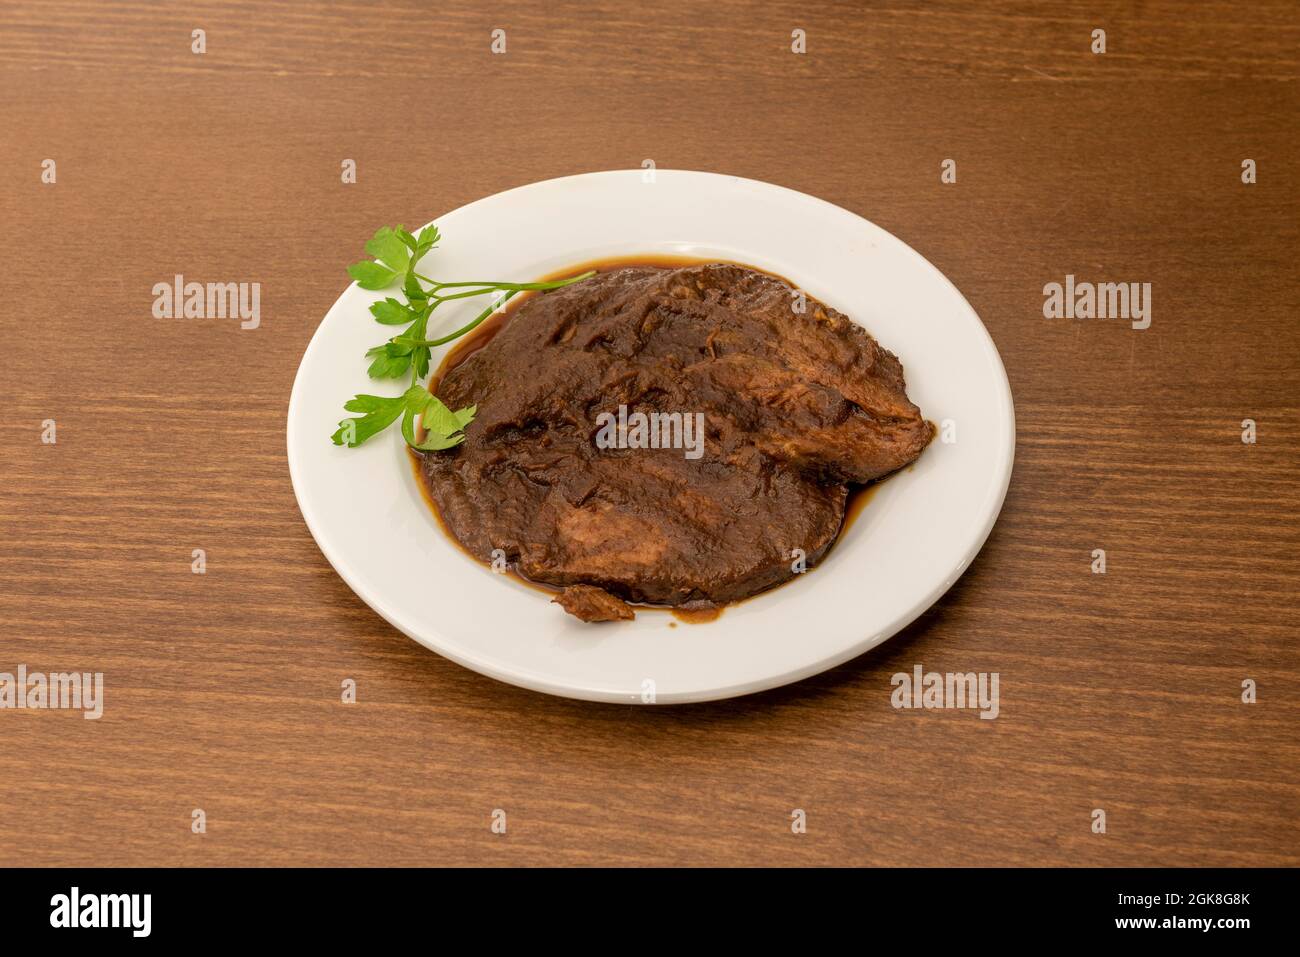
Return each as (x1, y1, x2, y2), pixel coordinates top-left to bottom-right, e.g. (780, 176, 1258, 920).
(419, 264, 933, 621)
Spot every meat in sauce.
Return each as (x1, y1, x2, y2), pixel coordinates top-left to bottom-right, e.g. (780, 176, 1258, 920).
(418, 262, 933, 621)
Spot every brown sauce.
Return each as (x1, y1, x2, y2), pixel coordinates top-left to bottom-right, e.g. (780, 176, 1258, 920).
(671, 604, 725, 624)
(410, 254, 899, 624)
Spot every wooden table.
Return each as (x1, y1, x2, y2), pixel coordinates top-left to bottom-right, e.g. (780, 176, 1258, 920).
(2, 0, 1297, 867)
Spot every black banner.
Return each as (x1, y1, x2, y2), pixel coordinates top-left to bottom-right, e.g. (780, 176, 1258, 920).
(0, 867, 1290, 942)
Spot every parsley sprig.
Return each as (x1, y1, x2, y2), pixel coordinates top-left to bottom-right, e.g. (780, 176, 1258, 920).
(331, 225, 594, 450)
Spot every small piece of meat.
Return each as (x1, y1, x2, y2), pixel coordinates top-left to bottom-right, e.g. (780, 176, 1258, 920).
(421, 262, 933, 617)
(553, 584, 636, 622)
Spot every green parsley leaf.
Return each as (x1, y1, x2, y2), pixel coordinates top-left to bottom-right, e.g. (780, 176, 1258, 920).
(412, 397, 474, 451)
(366, 349, 411, 379)
(422, 397, 475, 436)
(348, 261, 398, 290)
(411, 430, 467, 451)
(402, 272, 428, 304)
(410, 345, 430, 381)
(334, 224, 594, 450)
(394, 226, 419, 253)
(364, 226, 411, 275)
(331, 392, 409, 447)
(415, 225, 440, 258)
(370, 297, 416, 325)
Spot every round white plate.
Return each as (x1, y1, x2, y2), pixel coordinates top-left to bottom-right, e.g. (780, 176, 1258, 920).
(287, 170, 1014, 704)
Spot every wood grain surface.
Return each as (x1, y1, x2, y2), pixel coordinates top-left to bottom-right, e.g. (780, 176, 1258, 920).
(1, 0, 1297, 867)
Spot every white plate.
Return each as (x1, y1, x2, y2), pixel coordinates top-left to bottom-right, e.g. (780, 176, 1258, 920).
(287, 170, 1014, 704)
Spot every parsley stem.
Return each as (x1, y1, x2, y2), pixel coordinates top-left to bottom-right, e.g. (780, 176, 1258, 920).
(397, 270, 597, 349)
(398, 291, 520, 349)
(433, 287, 506, 304)
(413, 271, 596, 292)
